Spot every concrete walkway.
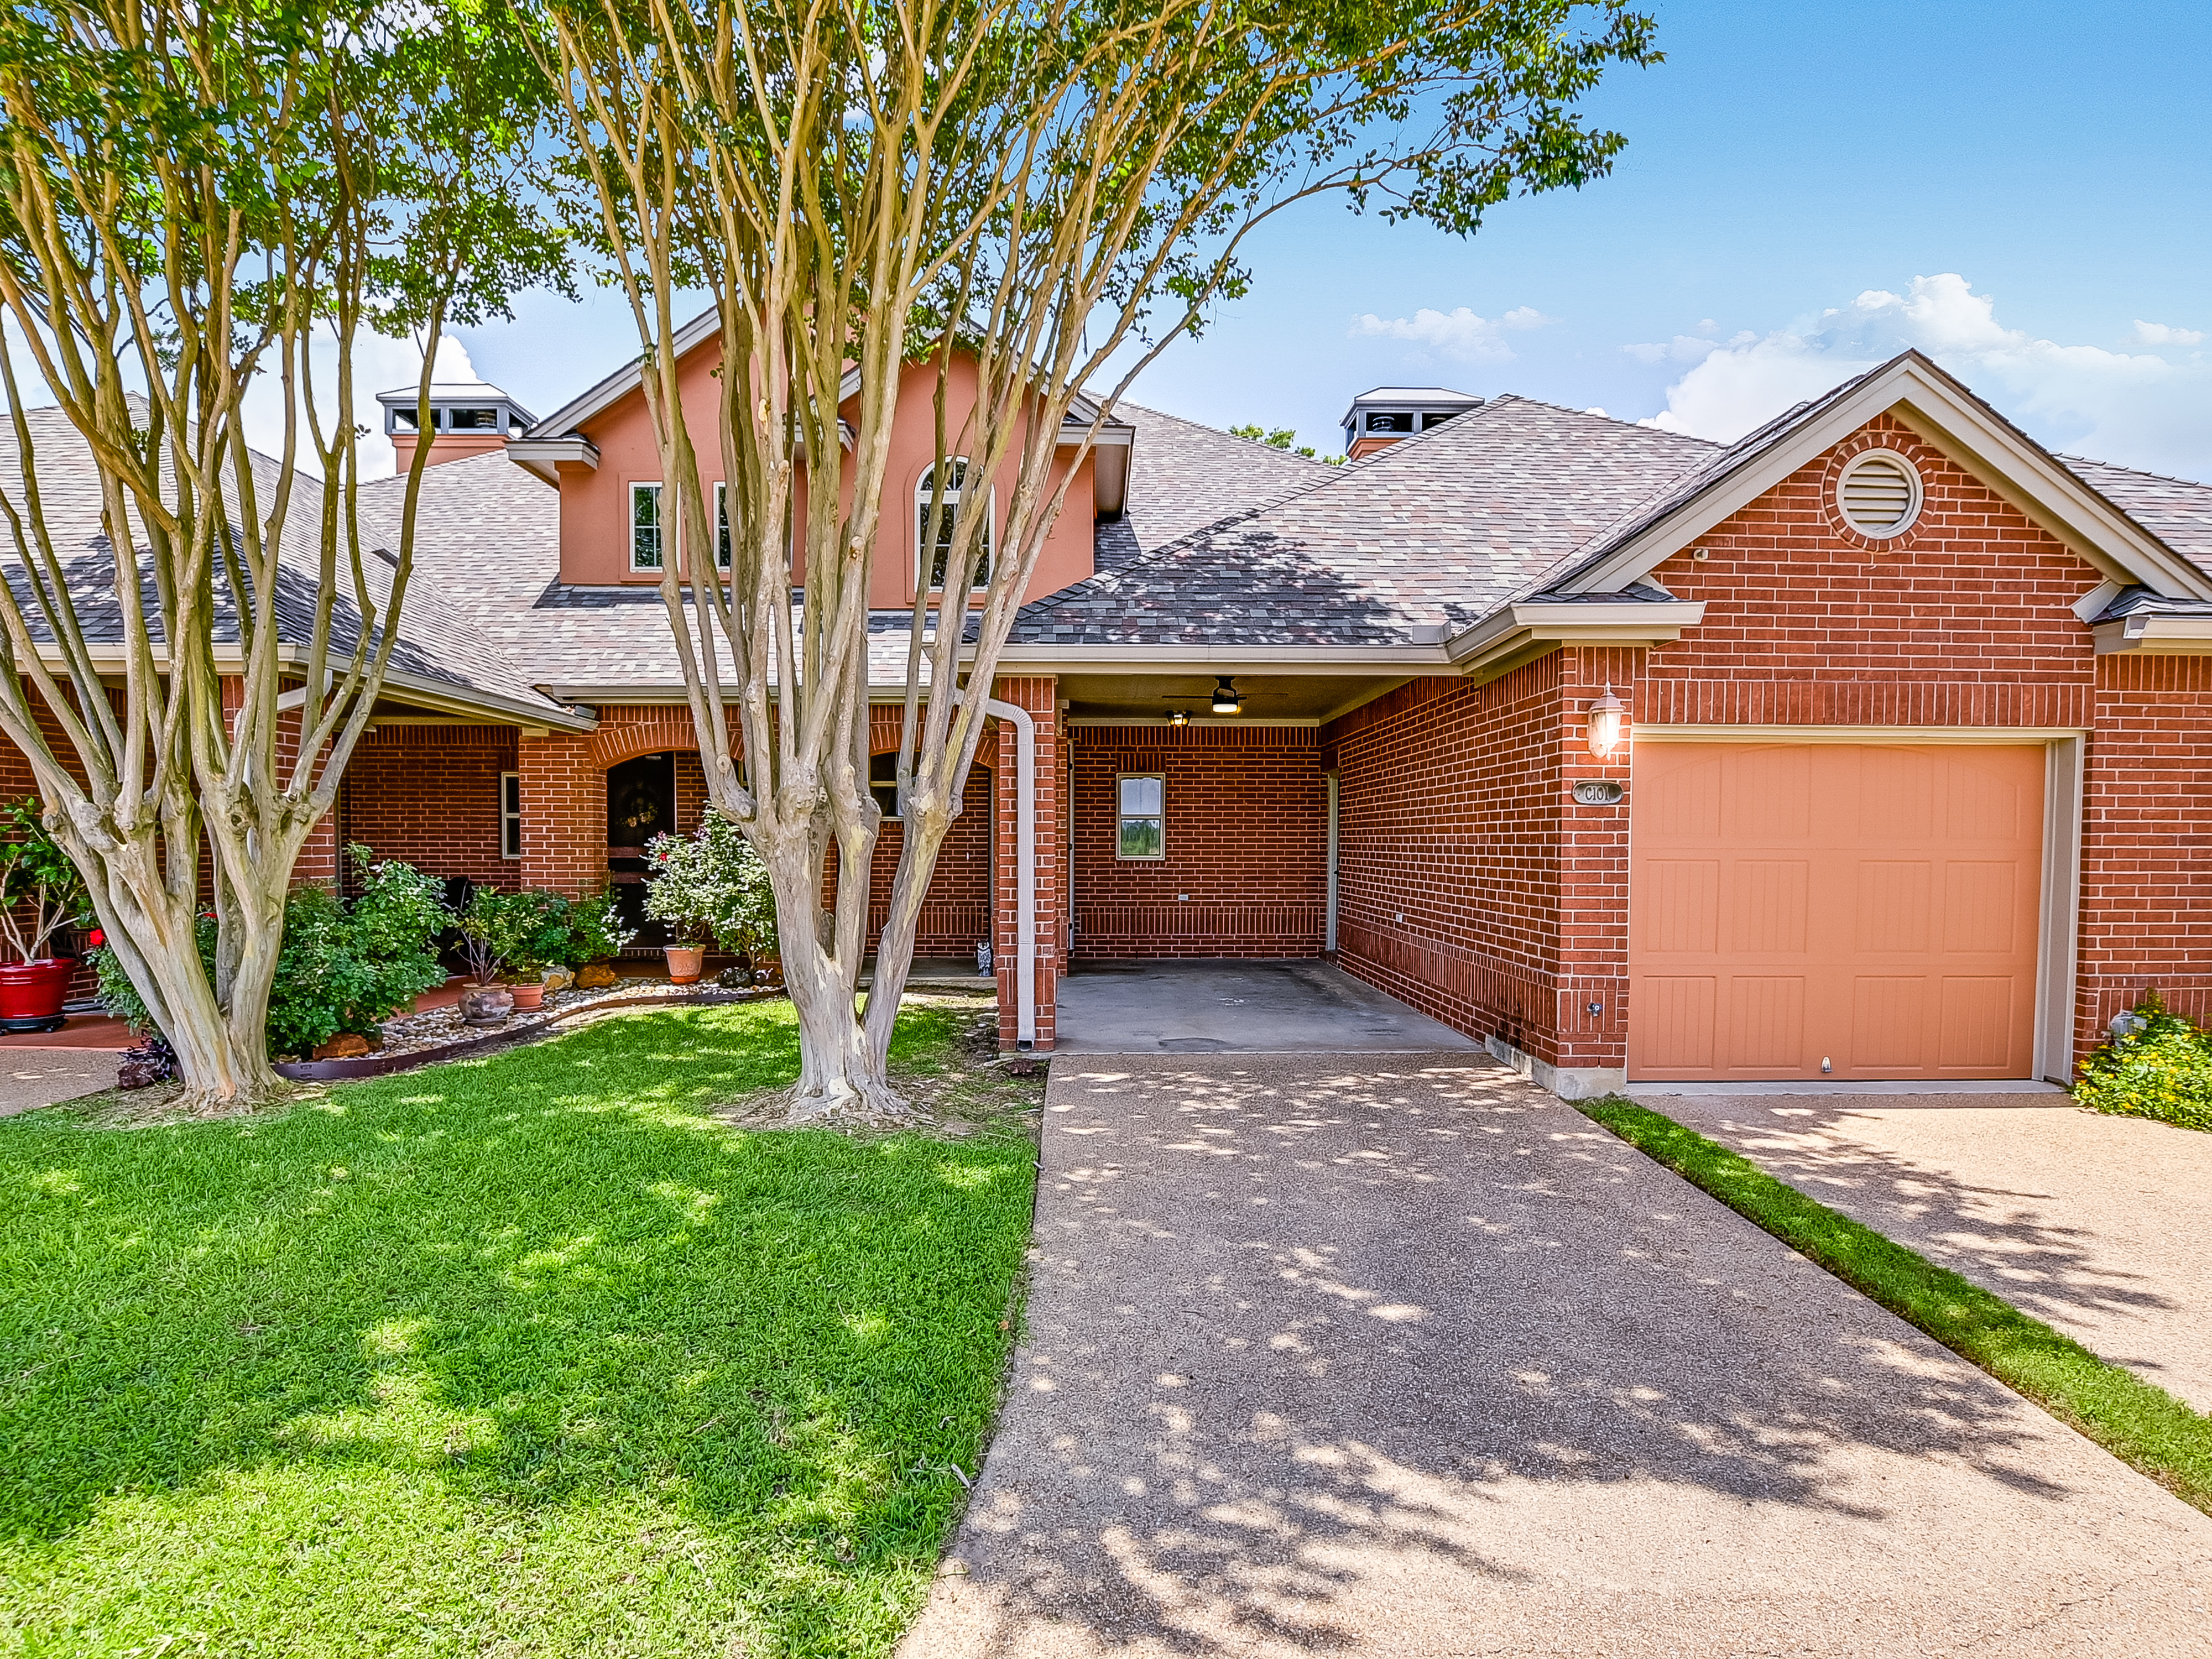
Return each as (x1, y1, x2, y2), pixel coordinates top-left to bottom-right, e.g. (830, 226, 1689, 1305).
(1652, 1092, 2212, 1414)
(1054, 960, 1478, 1055)
(0, 1051, 118, 1118)
(900, 1056, 2212, 1658)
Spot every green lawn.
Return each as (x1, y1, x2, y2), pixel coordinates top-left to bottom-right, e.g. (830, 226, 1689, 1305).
(0, 998, 1040, 1658)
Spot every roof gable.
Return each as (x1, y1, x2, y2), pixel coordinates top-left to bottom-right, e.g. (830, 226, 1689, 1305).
(1547, 351, 2212, 603)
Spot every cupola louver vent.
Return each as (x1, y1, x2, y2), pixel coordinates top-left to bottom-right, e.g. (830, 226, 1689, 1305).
(1837, 451, 1923, 536)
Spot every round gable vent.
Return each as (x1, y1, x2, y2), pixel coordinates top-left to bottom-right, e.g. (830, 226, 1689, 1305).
(1837, 450, 1924, 538)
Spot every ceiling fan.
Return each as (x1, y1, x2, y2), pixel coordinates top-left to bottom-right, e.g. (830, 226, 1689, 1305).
(1156, 676, 1284, 717)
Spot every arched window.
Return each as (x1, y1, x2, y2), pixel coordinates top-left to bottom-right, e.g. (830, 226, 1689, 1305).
(917, 458, 992, 591)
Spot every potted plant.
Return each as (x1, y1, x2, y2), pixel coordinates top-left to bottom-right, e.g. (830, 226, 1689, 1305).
(644, 811, 776, 985)
(452, 889, 531, 1025)
(500, 889, 580, 1011)
(0, 797, 89, 1032)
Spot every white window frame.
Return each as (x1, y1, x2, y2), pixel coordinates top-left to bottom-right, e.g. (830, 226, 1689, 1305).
(1115, 772, 1165, 861)
(630, 481, 664, 572)
(500, 771, 522, 859)
(917, 458, 992, 592)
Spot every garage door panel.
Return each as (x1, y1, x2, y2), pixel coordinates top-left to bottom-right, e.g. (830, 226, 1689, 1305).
(1854, 860, 1932, 955)
(1638, 978, 1716, 1071)
(1724, 977, 1806, 1071)
(1941, 861, 2022, 955)
(1726, 860, 1809, 955)
(1937, 977, 2020, 1071)
(1850, 977, 1932, 1071)
(1720, 747, 1811, 842)
(1632, 743, 2042, 1081)
(1639, 859, 1719, 955)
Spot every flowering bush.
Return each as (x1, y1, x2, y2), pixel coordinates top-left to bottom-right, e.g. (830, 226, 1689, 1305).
(644, 811, 776, 956)
(2072, 989, 2212, 1134)
(453, 887, 633, 982)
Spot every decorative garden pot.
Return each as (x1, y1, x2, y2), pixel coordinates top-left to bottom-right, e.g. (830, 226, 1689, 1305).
(0, 958, 75, 1032)
(664, 945, 706, 985)
(507, 980, 547, 1012)
(458, 984, 514, 1026)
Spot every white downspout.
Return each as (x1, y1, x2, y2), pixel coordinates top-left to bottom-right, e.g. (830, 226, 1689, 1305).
(959, 692, 1037, 1047)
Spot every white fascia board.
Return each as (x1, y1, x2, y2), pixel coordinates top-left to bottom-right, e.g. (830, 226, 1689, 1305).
(1558, 357, 2212, 602)
(504, 436, 600, 486)
(984, 641, 1454, 674)
(2093, 613, 2212, 654)
(1444, 601, 1706, 675)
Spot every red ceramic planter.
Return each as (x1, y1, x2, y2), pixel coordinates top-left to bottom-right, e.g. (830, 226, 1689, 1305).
(0, 958, 75, 1032)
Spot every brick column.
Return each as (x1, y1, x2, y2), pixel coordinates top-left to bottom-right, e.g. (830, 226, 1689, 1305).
(990, 675, 1061, 1050)
(519, 731, 604, 895)
(1553, 645, 1641, 1079)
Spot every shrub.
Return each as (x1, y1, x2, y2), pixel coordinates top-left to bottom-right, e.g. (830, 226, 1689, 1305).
(644, 811, 776, 956)
(93, 847, 447, 1058)
(2073, 989, 2212, 1134)
(560, 889, 632, 967)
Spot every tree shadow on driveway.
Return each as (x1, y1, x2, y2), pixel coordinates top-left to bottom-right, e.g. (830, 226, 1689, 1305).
(901, 1059, 2212, 1658)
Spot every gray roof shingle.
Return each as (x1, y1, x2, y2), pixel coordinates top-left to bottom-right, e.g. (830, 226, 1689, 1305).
(2057, 456, 2212, 582)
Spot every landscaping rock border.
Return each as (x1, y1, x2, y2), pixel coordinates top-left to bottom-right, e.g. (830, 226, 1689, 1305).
(273, 985, 779, 1082)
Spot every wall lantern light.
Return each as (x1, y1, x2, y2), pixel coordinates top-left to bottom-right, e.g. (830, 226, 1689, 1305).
(1210, 677, 1243, 715)
(1167, 709, 1189, 728)
(1585, 684, 1629, 759)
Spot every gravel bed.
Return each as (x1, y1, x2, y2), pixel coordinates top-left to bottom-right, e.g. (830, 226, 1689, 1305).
(365, 978, 743, 1058)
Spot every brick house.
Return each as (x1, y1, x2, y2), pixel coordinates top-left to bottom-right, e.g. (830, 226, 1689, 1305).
(8, 342, 2210, 1089)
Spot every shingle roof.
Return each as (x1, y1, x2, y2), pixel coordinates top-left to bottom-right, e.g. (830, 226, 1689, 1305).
(0, 407, 561, 717)
(2057, 456, 2212, 582)
(1113, 403, 1333, 556)
(1009, 396, 1718, 645)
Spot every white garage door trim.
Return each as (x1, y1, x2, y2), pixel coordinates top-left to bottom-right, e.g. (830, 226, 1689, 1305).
(1634, 726, 2085, 1083)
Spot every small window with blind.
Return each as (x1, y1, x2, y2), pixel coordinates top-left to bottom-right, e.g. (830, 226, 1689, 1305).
(630, 482, 663, 571)
(500, 773, 522, 858)
(1836, 450, 1923, 538)
(1116, 773, 1164, 860)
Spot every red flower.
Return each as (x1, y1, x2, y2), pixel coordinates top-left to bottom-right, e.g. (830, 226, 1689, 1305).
(86, 929, 103, 948)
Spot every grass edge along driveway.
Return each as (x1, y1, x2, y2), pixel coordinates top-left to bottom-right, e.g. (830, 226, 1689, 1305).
(1578, 1096, 2212, 1519)
(0, 999, 1039, 1659)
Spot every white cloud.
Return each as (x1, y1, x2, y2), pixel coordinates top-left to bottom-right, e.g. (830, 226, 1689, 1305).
(1638, 274, 2212, 481)
(240, 331, 478, 478)
(1623, 330, 1751, 367)
(1350, 304, 1554, 365)
(2131, 319, 2205, 348)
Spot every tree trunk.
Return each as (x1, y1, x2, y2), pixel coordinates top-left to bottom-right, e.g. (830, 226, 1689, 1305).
(762, 848, 918, 1124)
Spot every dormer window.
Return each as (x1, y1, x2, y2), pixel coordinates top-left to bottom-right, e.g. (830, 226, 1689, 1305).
(919, 458, 991, 591)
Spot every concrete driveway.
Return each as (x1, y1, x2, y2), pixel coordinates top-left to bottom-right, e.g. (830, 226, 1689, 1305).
(900, 1055, 2212, 1658)
(1652, 1092, 2212, 1414)
(1053, 960, 1478, 1055)
(0, 1052, 117, 1118)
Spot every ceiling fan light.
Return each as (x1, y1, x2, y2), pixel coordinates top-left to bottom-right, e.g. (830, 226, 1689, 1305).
(1210, 676, 1242, 715)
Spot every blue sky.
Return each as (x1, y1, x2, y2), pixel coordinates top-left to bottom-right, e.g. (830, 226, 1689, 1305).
(438, 1, 2212, 478)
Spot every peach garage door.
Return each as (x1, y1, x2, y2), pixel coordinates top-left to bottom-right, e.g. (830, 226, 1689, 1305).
(1628, 743, 2044, 1082)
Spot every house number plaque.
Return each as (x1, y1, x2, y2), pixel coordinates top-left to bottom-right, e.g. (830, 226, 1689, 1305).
(1572, 780, 1624, 805)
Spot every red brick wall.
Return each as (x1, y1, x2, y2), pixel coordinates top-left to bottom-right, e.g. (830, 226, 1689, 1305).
(1325, 658, 1569, 1057)
(1640, 415, 2103, 724)
(339, 723, 518, 891)
(992, 676, 1061, 1047)
(2080, 652, 2212, 1048)
(1070, 724, 1324, 959)
(852, 766, 993, 958)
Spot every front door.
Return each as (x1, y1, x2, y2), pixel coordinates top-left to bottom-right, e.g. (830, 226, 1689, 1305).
(607, 752, 676, 948)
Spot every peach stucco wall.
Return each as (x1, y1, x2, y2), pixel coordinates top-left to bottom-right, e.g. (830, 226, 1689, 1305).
(557, 348, 1096, 606)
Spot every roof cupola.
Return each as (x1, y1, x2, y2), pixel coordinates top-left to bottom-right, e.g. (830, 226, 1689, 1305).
(376, 381, 537, 471)
(1338, 386, 1483, 460)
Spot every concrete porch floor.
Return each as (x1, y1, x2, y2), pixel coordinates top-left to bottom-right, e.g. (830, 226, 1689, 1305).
(1053, 959, 1478, 1055)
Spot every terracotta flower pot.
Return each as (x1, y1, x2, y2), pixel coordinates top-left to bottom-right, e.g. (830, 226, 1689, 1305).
(508, 980, 546, 1011)
(664, 945, 706, 985)
(458, 984, 514, 1026)
(0, 958, 74, 1032)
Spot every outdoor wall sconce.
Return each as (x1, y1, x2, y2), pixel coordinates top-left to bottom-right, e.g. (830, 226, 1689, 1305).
(1210, 677, 1243, 715)
(1167, 709, 1189, 727)
(1585, 684, 1628, 759)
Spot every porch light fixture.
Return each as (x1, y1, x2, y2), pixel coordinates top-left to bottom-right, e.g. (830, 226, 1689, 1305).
(1167, 709, 1189, 727)
(1585, 684, 1629, 759)
(1210, 677, 1243, 715)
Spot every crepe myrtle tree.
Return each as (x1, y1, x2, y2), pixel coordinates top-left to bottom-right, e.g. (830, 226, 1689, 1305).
(0, 0, 565, 1104)
(531, 0, 1656, 1120)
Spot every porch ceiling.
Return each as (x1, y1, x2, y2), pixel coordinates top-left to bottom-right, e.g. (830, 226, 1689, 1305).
(1056, 670, 1416, 724)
